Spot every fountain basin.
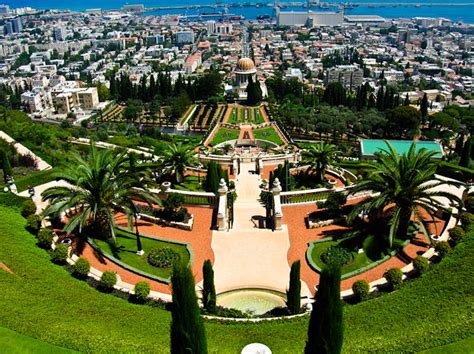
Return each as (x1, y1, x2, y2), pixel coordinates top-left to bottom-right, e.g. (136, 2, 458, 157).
(217, 289, 286, 316)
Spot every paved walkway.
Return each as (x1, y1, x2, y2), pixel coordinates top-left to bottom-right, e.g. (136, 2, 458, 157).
(211, 162, 312, 298)
(0, 130, 52, 171)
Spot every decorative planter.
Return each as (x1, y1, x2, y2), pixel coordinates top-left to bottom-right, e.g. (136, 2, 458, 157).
(139, 212, 194, 231)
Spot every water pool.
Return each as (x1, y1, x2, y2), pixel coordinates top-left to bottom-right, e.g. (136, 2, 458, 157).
(217, 289, 286, 316)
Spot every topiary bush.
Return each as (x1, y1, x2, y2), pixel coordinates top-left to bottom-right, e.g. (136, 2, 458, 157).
(435, 241, 451, 258)
(352, 280, 370, 302)
(51, 244, 69, 264)
(72, 258, 90, 279)
(460, 212, 474, 230)
(147, 248, 180, 268)
(37, 228, 54, 249)
(448, 226, 465, 245)
(21, 199, 36, 218)
(413, 256, 429, 275)
(384, 267, 403, 290)
(134, 281, 150, 303)
(320, 245, 353, 267)
(464, 196, 474, 213)
(99, 271, 117, 291)
(25, 214, 42, 234)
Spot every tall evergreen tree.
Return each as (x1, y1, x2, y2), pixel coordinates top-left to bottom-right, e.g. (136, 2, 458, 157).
(420, 93, 429, 122)
(376, 86, 385, 111)
(204, 161, 220, 193)
(171, 262, 208, 354)
(459, 137, 472, 168)
(0, 149, 12, 183)
(286, 260, 301, 315)
(202, 259, 217, 314)
(367, 93, 376, 109)
(305, 265, 343, 354)
(246, 76, 262, 105)
(404, 93, 410, 106)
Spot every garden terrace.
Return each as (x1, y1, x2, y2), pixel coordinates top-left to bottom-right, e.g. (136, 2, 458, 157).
(0, 203, 472, 352)
(225, 105, 268, 125)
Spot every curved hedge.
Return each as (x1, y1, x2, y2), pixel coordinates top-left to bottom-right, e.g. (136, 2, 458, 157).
(0, 205, 473, 352)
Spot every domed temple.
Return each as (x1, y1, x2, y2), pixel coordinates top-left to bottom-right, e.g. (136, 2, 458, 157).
(233, 57, 257, 100)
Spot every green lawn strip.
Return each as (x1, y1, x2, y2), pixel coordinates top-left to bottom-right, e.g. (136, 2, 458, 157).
(253, 127, 284, 146)
(0, 205, 473, 352)
(228, 108, 239, 124)
(309, 239, 373, 275)
(92, 229, 190, 280)
(0, 327, 76, 354)
(209, 127, 240, 146)
(174, 175, 204, 192)
(3, 168, 58, 192)
(255, 108, 264, 124)
(421, 336, 474, 353)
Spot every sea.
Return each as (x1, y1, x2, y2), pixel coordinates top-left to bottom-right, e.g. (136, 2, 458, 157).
(5, 0, 474, 24)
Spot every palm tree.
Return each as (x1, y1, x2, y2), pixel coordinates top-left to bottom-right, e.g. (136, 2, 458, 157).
(162, 143, 197, 184)
(42, 145, 159, 247)
(302, 143, 339, 184)
(349, 142, 461, 247)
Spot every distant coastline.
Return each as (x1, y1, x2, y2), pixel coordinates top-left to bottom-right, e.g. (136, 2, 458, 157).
(4, 0, 474, 23)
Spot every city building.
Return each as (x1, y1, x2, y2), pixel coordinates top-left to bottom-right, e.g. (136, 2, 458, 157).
(184, 52, 202, 74)
(277, 10, 344, 27)
(175, 31, 195, 45)
(52, 87, 99, 113)
(53, 26, 67, 41)
(206, 20, 216, 35)
(0, 4, 10, 15)
(326, 65, 364, 89)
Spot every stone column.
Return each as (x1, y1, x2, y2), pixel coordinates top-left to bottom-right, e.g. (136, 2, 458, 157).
(272, 178, 283, 231)
(217, 178, 228, 231)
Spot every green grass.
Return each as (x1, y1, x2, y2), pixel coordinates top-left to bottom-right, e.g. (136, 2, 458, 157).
(254, 108, 264, 124)
(227, 108, 239, 124)
(174, 175, 204, 192)
(310, 238, 374, 275)
(253, 127, 284, 146)
(209, 127, 240, 146)
(0, 327, 75, 353)
(93, 229, 190, 280)
(12, 168, 58, 192)
(0, 205, 473, 352)
(421, 336, 474, 353)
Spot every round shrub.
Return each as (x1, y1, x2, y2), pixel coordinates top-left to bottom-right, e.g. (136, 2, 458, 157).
(384, 267, 403, 290)
(134, 281, 150, 303)
(100, 271, 117, 291)
(460, 212, 474, 230)
(352, 280, 370, 302)
(448, 226, 465, 245)
(73, 258, 90, 279)
(25, 214, 42, 234)
(51, 244, 69, 264)
(147, 248, 180, 268)
(320, 245, 353, 267)
(464, 196, 474, 213)
(413, 256, 429, 274)
(435, 241, 451, 258)
(21, 199, 36, 218)
(37, 228, 54, 249)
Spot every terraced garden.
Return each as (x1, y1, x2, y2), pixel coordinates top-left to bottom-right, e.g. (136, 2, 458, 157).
(226, 106, 266, 124)
(253, 126, 285, 146)
(0, 203, 472, 352)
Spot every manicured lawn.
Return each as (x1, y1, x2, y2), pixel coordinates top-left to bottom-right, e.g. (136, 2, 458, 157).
(93, 229, 190, 280)
(0, 327, 75, 353)
(227, 108, 239, 124)
(0, 204, 473, 352)
(421, 336, 474, 353)
(254, 108, 265, 124)
(310, 237, 374, 275)
(209, 127, 240, 146)
(253, 127, 284, 146)
(174, 174, 205, 192)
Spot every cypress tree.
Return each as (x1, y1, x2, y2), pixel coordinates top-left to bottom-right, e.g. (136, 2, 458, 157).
(420, 93, 428, 121)
(460, 138, 471, 168)
(286, 260, 301, 315)
(367, 93, 376, 109)
(0, 149, 12, 183)
(404, 93, 410, 106)
(305, 265, 343, 354)
(202, 259, 217, 314)
(204, 161, 220, 193)
(170, 262, 208, 354)
(376, 86, 385, 111)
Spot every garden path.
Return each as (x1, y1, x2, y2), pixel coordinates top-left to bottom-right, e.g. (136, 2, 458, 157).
(211, 162, 312, 298)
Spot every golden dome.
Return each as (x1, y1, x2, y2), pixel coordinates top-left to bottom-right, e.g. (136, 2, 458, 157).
(236, 57, 256, 72)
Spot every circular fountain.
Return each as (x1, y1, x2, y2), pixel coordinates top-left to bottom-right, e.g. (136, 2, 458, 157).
(217, 289, 286, 316)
